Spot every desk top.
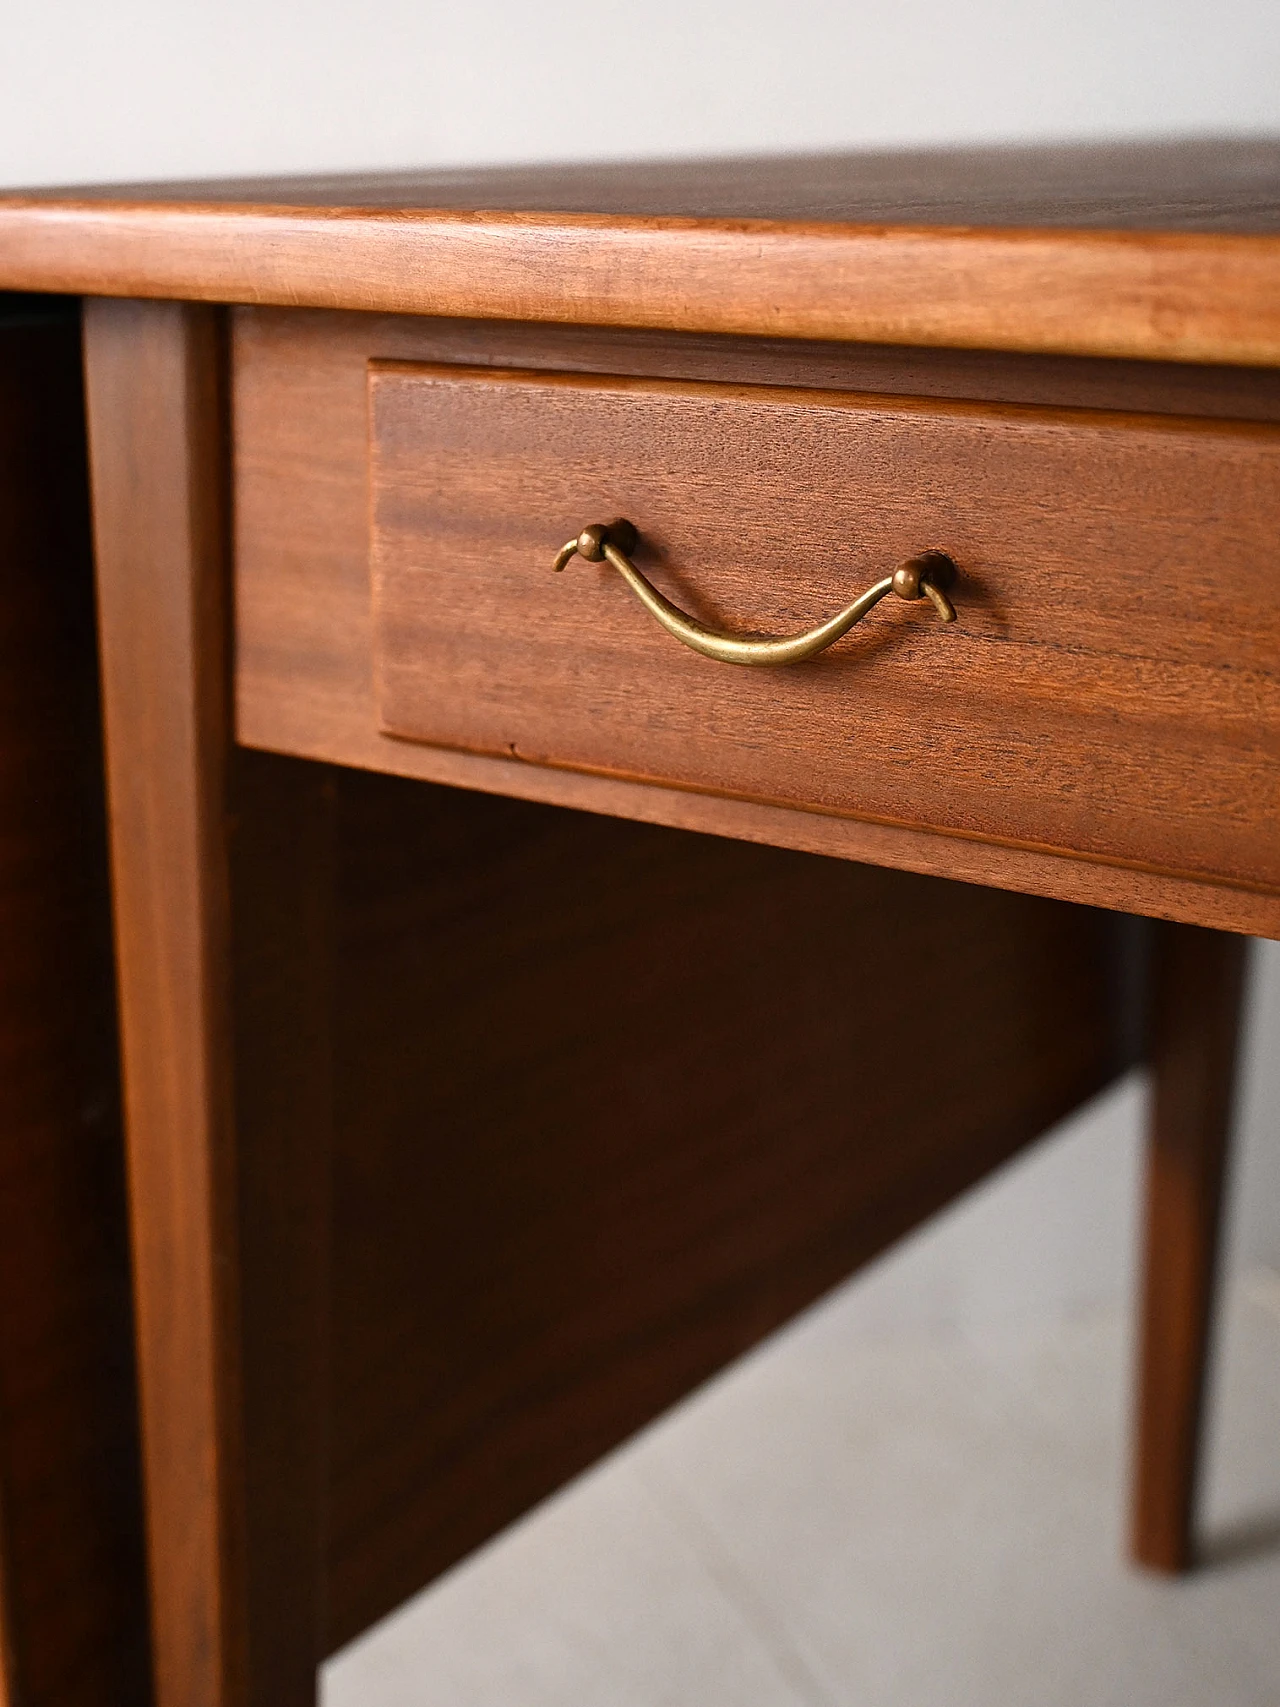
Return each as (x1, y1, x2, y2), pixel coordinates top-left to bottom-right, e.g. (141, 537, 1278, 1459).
(3, 139, 1280, 363)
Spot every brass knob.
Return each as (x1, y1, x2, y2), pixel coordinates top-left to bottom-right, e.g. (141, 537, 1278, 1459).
(891, 550, 957, 623)
(552, 521, 957, 667)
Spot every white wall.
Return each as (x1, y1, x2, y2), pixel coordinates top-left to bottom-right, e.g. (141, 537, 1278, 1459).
(3, 0, 1276, 1328)
(2, 0, 1280, 187)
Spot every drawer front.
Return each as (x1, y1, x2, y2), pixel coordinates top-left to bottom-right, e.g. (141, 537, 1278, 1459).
(370, 363, 1280, 890)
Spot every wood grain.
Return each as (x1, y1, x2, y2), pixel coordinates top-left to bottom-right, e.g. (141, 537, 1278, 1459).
(1131, 923, 1249, 1573)
(233, 307, 1280, 422)
(85, 300, 334, 1707)
(325, 770, 1140, 1648)
(227, 754, 334, 1707)
(372, 364, 1280, 893)
(85, 295, 238, 1707)
(7, 140, 1280, 364)
(0, 300, 150, 1706)
(22, 138, 1280, 227)
(232, 309, 1280, 938)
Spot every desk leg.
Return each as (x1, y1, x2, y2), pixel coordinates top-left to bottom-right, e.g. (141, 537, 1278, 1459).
(1131, 921, 1248, 1572)
(84, 300, 333, 1707)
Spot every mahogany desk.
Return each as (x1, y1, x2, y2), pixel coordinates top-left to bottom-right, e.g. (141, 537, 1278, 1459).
(0, 140, 1275, 1706)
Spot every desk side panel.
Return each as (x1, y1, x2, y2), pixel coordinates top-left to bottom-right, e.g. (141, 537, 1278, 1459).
(0, 303, 150, 1706)
(325, 771, 1142, 1649)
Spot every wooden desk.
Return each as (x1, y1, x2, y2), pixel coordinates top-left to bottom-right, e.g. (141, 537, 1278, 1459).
(0, 139, 1273, 1707)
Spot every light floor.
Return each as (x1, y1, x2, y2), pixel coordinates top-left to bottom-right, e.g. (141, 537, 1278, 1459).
(322, 1233, 1280, 1707)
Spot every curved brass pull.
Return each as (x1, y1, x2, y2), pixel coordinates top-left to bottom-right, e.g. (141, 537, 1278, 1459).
(552, 521, 957, 667)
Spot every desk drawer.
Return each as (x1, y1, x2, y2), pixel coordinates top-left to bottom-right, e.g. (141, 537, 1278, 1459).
(370, 363, 1280, 890)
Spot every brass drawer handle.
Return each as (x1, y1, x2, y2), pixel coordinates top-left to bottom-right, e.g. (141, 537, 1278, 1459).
(552, 521, 957, 667)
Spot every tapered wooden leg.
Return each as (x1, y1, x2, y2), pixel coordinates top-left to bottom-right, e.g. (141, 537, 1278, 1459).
(1131, 921, 1248, 1572)
(84, 299, 333, 1707)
